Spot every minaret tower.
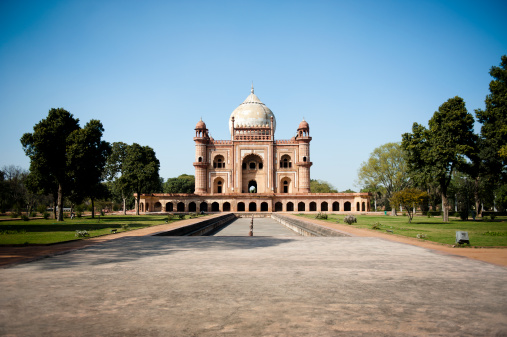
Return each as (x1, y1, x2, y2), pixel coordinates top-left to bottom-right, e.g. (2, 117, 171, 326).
(296, 118, 312, 193)
(193, 118, 209, 194)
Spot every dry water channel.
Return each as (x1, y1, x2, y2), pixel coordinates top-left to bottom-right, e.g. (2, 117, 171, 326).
(209, 216, 300, 236)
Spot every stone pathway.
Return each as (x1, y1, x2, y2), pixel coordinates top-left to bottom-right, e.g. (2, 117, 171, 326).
(1, 235, 506, 336)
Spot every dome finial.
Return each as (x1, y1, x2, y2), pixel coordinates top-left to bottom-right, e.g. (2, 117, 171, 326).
(251, 81, 254, 94)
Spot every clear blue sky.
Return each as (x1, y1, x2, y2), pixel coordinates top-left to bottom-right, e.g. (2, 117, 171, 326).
(1, 0, 506, 191)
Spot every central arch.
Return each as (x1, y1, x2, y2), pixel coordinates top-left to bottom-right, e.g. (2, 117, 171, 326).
(242, 154, 265, 193)
(249, 202, 257, 212)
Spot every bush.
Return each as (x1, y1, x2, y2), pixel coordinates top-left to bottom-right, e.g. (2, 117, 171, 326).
(30, 212, 37, 217)
(315, 212, 328, 220)
(402, 212, 407, 216)
(43, 212, 50, 219)
(490, 214, 496, 220)
(343, 215, 357, 225)
(21, 214, 29, 221)
(372, 222, 381, 230)
(166, 214, 174, 222)
(121, 224, 130, 231)
(178, 214, 185, 219)
(75, 230, 90, 237)
(10, 211, 19, 218)
(76, 211, 82, 218)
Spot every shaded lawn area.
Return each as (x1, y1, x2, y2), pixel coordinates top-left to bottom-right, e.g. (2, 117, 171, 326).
(0, 215, 199, 245)
(300, 214, 507, 247)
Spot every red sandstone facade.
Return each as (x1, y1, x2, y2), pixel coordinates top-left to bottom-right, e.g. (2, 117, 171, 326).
(139, 87, 370, 213)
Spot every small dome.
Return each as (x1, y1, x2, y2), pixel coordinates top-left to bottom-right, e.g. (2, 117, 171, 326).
(229, 86, 276, 135)
(195, 118, 206, 130)
(298, 118, 309, 130)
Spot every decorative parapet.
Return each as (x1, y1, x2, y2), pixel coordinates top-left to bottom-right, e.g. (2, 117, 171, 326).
(275, 139, 298, 144)
(210, 140, 232, 145)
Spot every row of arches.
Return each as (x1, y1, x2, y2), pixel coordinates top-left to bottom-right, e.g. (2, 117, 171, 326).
(141, 201, 367, 213)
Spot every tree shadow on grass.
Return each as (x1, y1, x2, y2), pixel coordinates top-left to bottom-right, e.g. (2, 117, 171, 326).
(31, 236, 297, 270)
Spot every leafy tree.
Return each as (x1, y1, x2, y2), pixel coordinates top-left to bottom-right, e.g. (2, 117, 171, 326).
(310, 179, 337, 193)
(402, 97, 477, 222)
(67, 120, 111, 218)
(356, 142, 411, 207)
(475, 55, 507, 212)
(495, 184, 507, 211)
(341, 189, 356, 193)
(390, 188, 428, 223)
(164, 174, 195, 193)
(21, 108, 80, 221)
(105, 142, 131, 215)
(122, 143, 161, 215)
(21, 108, 109, 221)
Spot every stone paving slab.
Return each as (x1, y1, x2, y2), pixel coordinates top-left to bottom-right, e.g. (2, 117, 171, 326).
(1, 236, 506, 336)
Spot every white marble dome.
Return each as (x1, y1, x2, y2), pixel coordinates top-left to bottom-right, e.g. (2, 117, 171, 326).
(229, 87, 276, 135)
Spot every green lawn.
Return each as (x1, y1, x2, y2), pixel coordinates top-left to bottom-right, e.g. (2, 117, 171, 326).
(0, 215, 202, 245)
(300, 214, 507, 247)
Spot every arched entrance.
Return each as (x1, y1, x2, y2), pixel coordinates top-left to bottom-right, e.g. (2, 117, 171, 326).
(154, 202, 162, 212)
(332, 202, 339, 211)
(344, 202, 351, 211)
(248, 180, 257, 193)
(188, 202, 196, 212)
(321, 202, 328, 212)
(242, 154, 264, 193)
(211, 202, 219, 212)
(200, 202, 208, 212)
(275, 202, 283, 212)
(298, 202, 305, 211)
(287, 202, 294, 212)
(309, 202, 317, 212)
(214, 177, 224, 194)
(237, 202, 245, 212)
(223, 202, 231, 212)
(261, 202, 268, 212)
(177, 202, 185, 212)
(280, 178, 291, 193)
(166, 202, 173, 212)
(249, 202, 257, 212)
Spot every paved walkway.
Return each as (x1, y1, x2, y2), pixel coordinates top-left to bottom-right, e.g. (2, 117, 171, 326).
(1, 235, 506, 336)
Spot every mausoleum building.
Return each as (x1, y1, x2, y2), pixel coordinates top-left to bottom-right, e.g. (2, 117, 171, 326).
(138, 87, 370, 213)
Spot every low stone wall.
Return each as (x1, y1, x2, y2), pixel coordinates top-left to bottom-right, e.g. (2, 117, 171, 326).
(271, 214, 350, 237)
(153, 213, 236, 236)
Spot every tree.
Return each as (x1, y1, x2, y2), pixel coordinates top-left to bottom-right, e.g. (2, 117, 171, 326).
(310, 179, 337, 193)
(21, 108, 80, 221)
(122, 143, 161, 215)
(356, 142, 411, 208)
(402, 97, 477, 222)
(105, 142, 131, 215)
(390, 188, 428, 223)
(475, 55, 507, 211)
(67, 120, 111, 218)
(164, 174, 195, 193)
(21, 108, 109, 221)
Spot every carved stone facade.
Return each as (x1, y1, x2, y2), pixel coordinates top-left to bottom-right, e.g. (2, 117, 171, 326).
(138, 87, 370, 213)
